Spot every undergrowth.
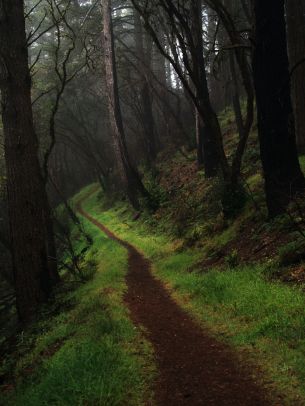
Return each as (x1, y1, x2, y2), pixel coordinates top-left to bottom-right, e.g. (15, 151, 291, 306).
(0, 186, 154, 406)
(2, 122, 305, 404)
(86, 186, 305, 404)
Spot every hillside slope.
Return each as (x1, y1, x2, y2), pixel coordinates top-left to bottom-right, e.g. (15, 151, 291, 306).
(2, 124, 305, 404)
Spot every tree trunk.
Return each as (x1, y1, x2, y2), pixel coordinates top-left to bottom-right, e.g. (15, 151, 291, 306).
(285, 0, 305, 153)
(153, 28, 171, 146)
(0, 0, 52, 321)
(134, 10, 158, 162)
(102, 0, 148, 210)
(195, 110, 205, 167)
(253, 0, 305, 217)
(191, 0, 219, 176)
(229, 53, 243, 140)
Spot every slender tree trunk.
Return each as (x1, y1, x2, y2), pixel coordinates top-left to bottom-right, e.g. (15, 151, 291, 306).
(229, 53, 243, 140)
(285, 0, 305, 153)
(154, 29, 170, 146)
(191, 0, 219, 176)
(195, 110, 204, 167)
(134, 10, 158, 162)
(0, 0, 52, 321)
(209, 0, 255, 189)
(253, 0, 305, 217)
(207, 7, 220, 111)
(102, 0, 148, 210)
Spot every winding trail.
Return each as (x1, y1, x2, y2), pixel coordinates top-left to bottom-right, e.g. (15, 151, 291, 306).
(77, 196, 270, 406)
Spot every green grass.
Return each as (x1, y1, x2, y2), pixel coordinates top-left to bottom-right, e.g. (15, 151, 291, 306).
(85, 186, 305, 404)
(4, 183, 305, 404)
(1, 186, 154, 406)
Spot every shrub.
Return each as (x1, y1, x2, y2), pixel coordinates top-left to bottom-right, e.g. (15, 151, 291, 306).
(142, 171, 168, 211)
(278, 241, 305, 266)
(185, 225, 206, 245)
(225, 249, 239, 268)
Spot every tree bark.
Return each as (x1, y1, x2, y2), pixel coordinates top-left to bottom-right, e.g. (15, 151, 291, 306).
(0, 0, 52, 321)
(191, 0, 219, 176)
(253, 0, 305, 217)
(285, 0, 305, 153)
(134, 10, 158, 162)
(102, 0, 149, 210)
(195, 109, 205, 167)
(229, 53, 243, 140)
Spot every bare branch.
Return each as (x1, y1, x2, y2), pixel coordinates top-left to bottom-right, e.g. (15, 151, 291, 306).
(24, 0, 45, 19)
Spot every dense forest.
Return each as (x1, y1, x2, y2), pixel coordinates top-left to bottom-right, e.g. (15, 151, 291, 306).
(1, 0, 305, 404)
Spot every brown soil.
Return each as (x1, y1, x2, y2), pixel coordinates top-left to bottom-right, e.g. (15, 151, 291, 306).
(201, 221, 289, 271)
(77, 200, 271, 406)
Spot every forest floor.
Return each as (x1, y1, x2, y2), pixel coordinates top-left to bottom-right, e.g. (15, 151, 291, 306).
(2, 183, 305, 405)
(77, 191, 269, 405)
(76, 181, 305, 405)
(3, 112, 305, 404)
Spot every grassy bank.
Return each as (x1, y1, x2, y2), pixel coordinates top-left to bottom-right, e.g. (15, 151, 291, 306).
(85, 186, 305, 404)
(3, 182, 305, 405)
(0, 187, 154, 406)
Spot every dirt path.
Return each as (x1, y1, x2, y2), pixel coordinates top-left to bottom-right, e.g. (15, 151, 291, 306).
(77, 200, 270, 406)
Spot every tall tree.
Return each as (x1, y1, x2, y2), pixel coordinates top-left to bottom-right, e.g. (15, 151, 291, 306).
(132, 0, 229, 178)
(102, 0, 149, 209)
(132, 0, 255, 217)
(191, 0, 218, 174)
(134, 10, 158, 162)
(285, 0, 305, 153)
(252, 0, 305, 217)
(0, 0, 53, 321)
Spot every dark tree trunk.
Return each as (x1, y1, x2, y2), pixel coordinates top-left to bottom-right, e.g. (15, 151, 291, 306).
(253, 0, 305, 217)
(141, 82, 157, 160)
(102, 0, 149, 210)
(195, 110, 205, 168)
(153, 29, 171, 147)
(285, 0, 305, 154)
(134, 10, 158, 162)
(229, 53, 243, 140)
(191, 0, 219, 176)
(207, 7, 223, 112)
(0, 0, 52, 321)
